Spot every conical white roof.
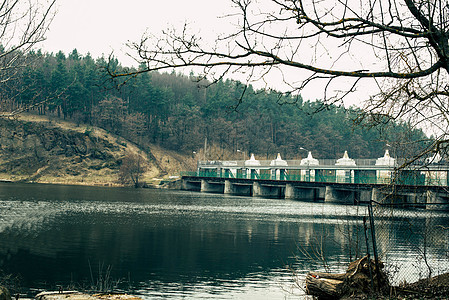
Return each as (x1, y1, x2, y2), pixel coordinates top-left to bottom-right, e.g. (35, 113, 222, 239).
(375, 150, 395, 166)
(245, 153, 261, 166)
(335, 151, 356, 166)
(270, 153, 288, 166)
(300, 151, 319, 166)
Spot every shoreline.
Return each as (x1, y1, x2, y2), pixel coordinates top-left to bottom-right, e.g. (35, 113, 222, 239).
(1, 288, 143, 300)
(0, 177, 180, 189)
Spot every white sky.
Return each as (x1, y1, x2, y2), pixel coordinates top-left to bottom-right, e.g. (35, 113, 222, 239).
(42, 0, 232, 65)
(40, 0, 374, 104)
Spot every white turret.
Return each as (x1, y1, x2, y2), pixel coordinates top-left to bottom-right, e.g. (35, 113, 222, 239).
(245, 153, 261, 166)
(335, 151, 356, 166)
(270, 153, 288, 166)
(375, 150, 395, 166)
(300, 151, 319, 166)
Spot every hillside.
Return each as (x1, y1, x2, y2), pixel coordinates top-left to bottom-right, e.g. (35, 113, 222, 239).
(0, 114, 196, 186)
(0, 50, 428, 163)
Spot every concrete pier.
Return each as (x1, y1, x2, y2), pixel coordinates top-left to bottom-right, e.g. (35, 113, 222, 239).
(224, 180, 234, 194)
(252, 181, 261, 197)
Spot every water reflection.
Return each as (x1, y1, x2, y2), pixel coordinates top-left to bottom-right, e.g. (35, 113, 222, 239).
(0, 183, 448, 299)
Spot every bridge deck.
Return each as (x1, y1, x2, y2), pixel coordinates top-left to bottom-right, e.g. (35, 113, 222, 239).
(181, 175, 449, 209)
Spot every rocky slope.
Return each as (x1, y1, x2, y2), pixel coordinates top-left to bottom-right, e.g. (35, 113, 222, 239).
(0, 114, 195, 186)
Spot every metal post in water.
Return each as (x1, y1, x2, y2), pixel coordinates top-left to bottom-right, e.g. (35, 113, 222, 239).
(363, 216, 375, 292)
(368, 201, 381, 291)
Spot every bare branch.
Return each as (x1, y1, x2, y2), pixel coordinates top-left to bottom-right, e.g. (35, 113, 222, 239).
(114, 0, 449, 163)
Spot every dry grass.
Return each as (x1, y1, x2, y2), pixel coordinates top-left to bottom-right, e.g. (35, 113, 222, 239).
(1, 114, 195, 187)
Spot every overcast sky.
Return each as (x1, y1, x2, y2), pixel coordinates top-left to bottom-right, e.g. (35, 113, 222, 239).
(40, 0, 373, 104)
(42, 0, 231, 65)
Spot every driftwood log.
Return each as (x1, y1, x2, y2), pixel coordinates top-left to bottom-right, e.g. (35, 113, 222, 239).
(305, 273, 345, 298)
(306, 255, 389, 299)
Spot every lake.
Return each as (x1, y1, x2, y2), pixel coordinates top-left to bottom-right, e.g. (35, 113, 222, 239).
(0, 183, 448, 299)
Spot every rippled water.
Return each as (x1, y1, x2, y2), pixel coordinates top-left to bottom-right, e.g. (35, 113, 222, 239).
(0, 183, 448, 299)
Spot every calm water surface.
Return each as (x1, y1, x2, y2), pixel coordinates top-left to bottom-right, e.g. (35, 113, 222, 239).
(0, 183, 448, 299)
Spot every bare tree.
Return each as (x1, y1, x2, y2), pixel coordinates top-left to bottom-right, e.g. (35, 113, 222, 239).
(118, 153, 147, 187)
(110, 0, 449, 162)
(0, 0, 56, 117)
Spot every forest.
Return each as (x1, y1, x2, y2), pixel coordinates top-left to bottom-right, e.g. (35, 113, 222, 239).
(0, 49, 427, 161)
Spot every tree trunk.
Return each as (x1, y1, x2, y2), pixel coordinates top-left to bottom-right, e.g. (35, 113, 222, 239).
(306, 274, 345, 299)
(305, 255, 389, 299)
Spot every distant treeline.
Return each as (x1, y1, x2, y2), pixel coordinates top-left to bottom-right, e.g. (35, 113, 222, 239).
(1, 49, 426, 159)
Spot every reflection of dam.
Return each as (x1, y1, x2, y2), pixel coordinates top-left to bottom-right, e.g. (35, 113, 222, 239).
(0, 193, 367, 291)
(1, 183, 448, 294)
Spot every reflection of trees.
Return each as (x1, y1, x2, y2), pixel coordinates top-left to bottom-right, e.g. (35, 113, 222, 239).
(1, 208, 367, 286)
(1, 187, 449, 290)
